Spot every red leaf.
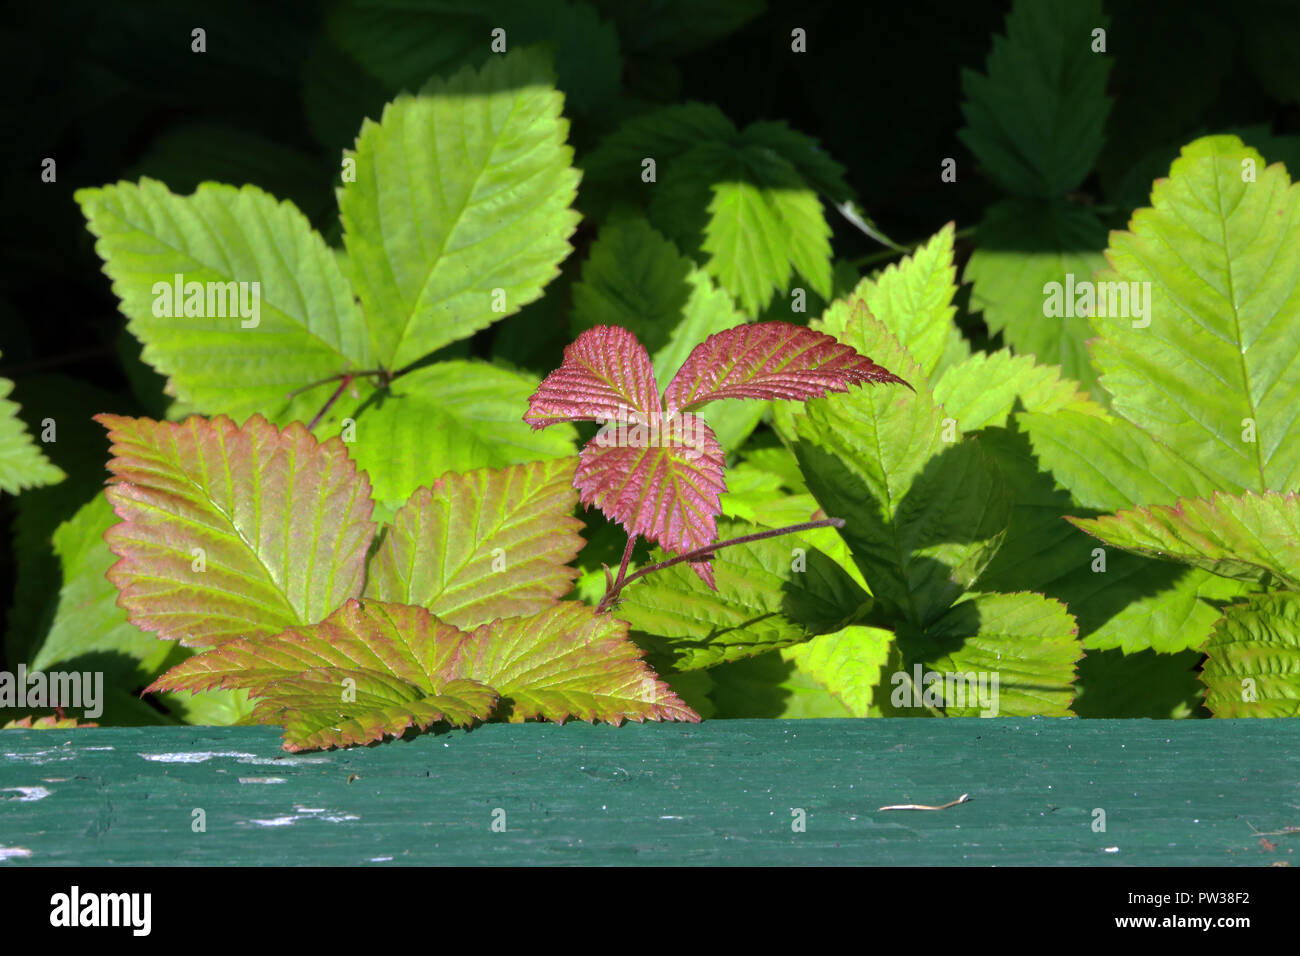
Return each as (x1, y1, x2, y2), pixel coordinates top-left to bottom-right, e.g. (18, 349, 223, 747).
(663, 321, 910, 414)
(575, 412, 725, 585)
(524, 325, 661, 428)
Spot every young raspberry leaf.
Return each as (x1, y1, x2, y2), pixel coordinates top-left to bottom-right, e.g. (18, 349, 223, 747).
(575, 412, 726, 585)
(454, 602, 699, 724)
(663, 321, 910, 415)
(97, 413, 374, 647)
(366, 458, 586, 629)
(524, 325, 661, 427)
(146, 599, 496, 751)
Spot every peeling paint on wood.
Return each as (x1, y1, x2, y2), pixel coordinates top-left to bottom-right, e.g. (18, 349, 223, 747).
(0, 719, 1296, 865)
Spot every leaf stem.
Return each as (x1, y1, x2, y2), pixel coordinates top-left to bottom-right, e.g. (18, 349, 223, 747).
(595, 517, 846, 613)
(307, 374, 353, 431)
(613, 534, 637, 590)
(847, 226, 975, 270)
(287, 367, 395, 431)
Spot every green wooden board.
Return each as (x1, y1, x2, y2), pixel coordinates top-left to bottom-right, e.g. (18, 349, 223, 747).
(1, 719, 1296, 865)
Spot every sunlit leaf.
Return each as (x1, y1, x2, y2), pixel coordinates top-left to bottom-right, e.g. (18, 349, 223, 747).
(99, 413, 374, 647)
(367, 459, 585, 629)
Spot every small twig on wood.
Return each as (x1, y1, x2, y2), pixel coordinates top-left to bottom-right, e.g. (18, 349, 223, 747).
(879, 793, 970, 812)
(1246, 820, 1300, 837)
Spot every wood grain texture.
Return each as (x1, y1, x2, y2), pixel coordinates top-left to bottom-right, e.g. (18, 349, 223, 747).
(1, 719, 1296, 865)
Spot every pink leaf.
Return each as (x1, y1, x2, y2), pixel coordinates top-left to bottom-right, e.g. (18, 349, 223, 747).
(663, 321, 910, 415)
(574, 412, 725, 585)
(524, 325, 661, 428)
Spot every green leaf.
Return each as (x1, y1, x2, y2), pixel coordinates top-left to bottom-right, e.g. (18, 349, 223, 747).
(1018, 407, 1220, 512)
(705, 651, 854, 719)
(964, 200, 1107, 394)
(75, 179, 369, 424)
(456, 602, 699, 723)
(570, 217, 696, 359)
(958, 0, 1112, 197)
(1089, 135, 1300, 494)
(782, 625, 894, 717)
(340, 360, 577, 507)
(739, 444, 807, 493)
(932, 349, 1099, 432)
(617, 520, 871, 671)
(1073, 648, 1206, 719)
(651, 141, 832, 314)
(338, 48, 581, 369)
(592, 0, 763, 57)
(127, 123, 333, 228)
(30, 496, 173, 690)
(900, 592, 1081, 717)
(99, 414, 375, 647)
(580, 102, 736, 184)
(817, 224, 960, 380)
(148, 599, 498, 751)
(328, 1, 622, 116)
(976, 424, 1247, 654)
(4, 374, 128, 669)
(790, 314, 1010, 627)
(738, 121, 853, 202)
(717, 465, 866, 592)
(0, 355, 64, 494)
(1069, 491, 1300, 589)
(1202, 591, 1300, 717)
(367, 459, 584, 629)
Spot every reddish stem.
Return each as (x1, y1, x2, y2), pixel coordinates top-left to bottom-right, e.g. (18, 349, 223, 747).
(307, 374, 353, 431)
(595, 517, 846, 613)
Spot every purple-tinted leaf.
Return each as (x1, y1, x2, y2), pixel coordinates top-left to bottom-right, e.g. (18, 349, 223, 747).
(663, 321, 910, 414)
(524, 325, 661, 428)
(575, 412, 726, 585)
